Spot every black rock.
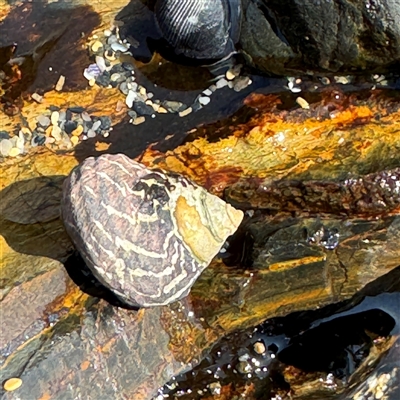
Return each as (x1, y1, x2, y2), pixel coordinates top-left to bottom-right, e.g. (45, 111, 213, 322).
(121, 62, 134, 71)
(64, 121, 78, 135)
(110, 64, 126, 74)
(132, 101, 154, 116)
(95, 71, 111, 87)
(0, 131, 10, 140)
(68, 106, 86, 113)
(33, 133, 46, 145)
(99, 116, 112, 130)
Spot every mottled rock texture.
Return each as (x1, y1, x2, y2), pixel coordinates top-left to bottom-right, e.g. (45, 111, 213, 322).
(240, 0, 400, 74)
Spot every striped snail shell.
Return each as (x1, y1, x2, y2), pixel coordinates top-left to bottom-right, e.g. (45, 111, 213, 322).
(62, 154, 243, 308)
(154, 0, 242, 60)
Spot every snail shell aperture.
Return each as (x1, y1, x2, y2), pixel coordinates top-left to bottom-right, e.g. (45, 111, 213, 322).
(154, 0, 242, 60)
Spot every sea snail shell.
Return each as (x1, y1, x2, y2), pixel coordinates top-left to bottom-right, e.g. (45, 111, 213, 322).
(154, 0, 242, 60)
(62, 153, 243, 308)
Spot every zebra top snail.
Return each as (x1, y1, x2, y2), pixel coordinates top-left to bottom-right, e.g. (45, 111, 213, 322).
(154, 0, 242, 61)
(61, 153, 243, 308)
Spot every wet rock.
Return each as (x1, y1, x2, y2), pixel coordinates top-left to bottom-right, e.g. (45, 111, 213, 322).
(240, 0, 400, 75)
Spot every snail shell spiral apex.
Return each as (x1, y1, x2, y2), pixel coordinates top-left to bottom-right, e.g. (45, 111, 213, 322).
(155, 0, 242, 60)
(61, 153, 243, 308)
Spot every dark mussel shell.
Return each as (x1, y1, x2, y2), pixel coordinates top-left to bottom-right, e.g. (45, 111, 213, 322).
(154, 0, 242, 61)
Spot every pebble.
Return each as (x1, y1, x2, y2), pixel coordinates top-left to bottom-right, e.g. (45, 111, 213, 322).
(296, 96, 310, 109)
(20, 127, 32, 137)
(8, 147, 21, 157)
(31, 93, 43, 103)
(95, 56, 107, 73)
(178, 107, 193, 117)
(87, 129, 96, 138)
(70, 135, 79, 145)
(64, 121, 78, 135)
(0, 139, 13, 156)
(119, 81, 129, 95)
(51, 111, 59, 126)
(87, 64, 102, 79)
(107, 35, 119, 45)
(88, 78, 96, 87)
(233, 76, 252, 92)
(55, 75, 65, 91)
(157, 106, 168, 114)
(81, 111, 92, 122)
(115, 100, 125, 112)
(51, 126, 62, 141)
(127, 110, 137, 119)
(91, 40, 103, 52)
(104, 50, 116, 61)
(202, 88, 213, 96)
(125, 90, 137, 108)
(16, 135, 24, 151)
(198, 96, 210, 106)
(162, 100, 186, 113)
(132, 116, 145, 125)
(92, 120, 102, 132)
(34, 134, 46, 145)
(95, 72, 111, 87)
(3, 378, 22, 392)
(216, 78, 228, 89)
(139, 86, 147, 96)
(46, 136, 55, 144)
(111, 42, 129, 53)
(110, 73, 123, 82)
(253, 341, 266, 354)
(45, 126, 53, 136)
(122, 62, 134, 71)
(133, 101, 154, 116)
(104, 29, 112, 37)
(99, 116, 112, 130)
(226, 69, 236, 80)
(36, 115, 50, 128)
(71, 124, 84, 136)
(0, 131, 10, 140)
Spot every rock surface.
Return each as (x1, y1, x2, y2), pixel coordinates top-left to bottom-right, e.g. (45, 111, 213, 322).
(61, 153, 243, 307)
(0, 0, 399, 398)
(240, 0, 400, 75)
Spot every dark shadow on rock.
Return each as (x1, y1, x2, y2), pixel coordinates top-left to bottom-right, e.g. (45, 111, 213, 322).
(0, 176, 137, 309)
(0, 1, 100, 102)
(64, 251, 139, 310)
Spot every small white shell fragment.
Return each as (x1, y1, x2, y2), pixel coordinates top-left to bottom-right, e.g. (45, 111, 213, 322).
(95, 56, 107, 73)
(126, 90, 137, 108)
(55, 75, 65, 91)
(198, 96, 210, 106)
(132, 116, 146, 125)
(31, 93, 43, 103)
(178, 107, 193, 117)
(51, 111, 59, 126)
(104, 29, 112, 37)
(202, 88, 212, 96)
(296, 96, 310, 109)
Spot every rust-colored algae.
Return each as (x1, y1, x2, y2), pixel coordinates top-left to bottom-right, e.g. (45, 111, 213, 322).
(141, 101, 400, 190)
